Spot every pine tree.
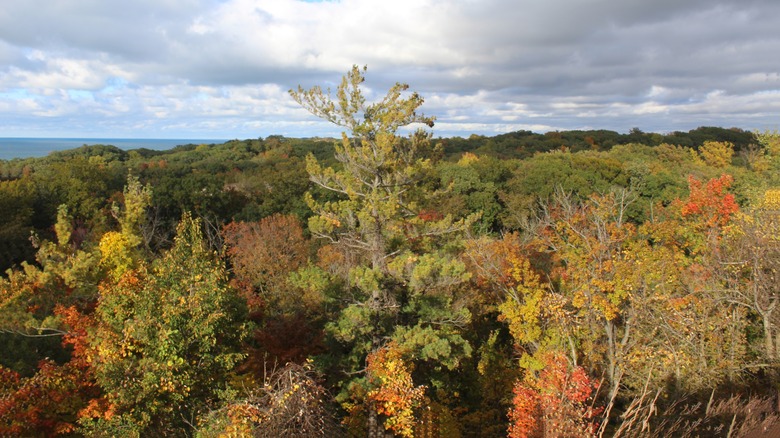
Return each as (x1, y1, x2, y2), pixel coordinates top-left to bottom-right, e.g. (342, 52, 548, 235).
(291, 66, 475, 436)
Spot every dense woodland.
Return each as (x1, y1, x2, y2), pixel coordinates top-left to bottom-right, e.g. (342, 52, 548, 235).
(1, 67, 780, 437)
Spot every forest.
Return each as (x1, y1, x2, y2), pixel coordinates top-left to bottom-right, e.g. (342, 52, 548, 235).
(1, 66, 780, 437)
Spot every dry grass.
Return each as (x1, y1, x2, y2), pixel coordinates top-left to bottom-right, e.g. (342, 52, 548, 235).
(610, 388, 780, 438)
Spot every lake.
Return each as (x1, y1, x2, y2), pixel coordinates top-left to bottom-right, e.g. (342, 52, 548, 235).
(0, 138, 228, 160)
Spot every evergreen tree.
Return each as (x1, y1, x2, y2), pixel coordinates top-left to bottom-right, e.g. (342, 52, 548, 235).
(291, 66, 476, 436)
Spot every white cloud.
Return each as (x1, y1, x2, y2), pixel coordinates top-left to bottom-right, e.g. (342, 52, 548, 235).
(0, 0, 778, 138)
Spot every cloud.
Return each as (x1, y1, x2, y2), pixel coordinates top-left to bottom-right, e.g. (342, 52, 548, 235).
(0, 0, 778, 138)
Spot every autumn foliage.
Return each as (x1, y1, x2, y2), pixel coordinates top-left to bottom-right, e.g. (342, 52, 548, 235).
(0, 361, 86, 436)
(679, 174, 739, 228)
(222, 213, 308, 312)
(2, 70, 780, 438)
(508, 352, 600, 438)
(365, 342, 426, 438)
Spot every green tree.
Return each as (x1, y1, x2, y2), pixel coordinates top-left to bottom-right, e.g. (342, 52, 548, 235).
(32, 154, 125, 234)
(0, 178, 36, 271)
(0, 204, 101, 344)
(291, 66, 475, 436)
(435, 153, 509, 234)
(500, 149, 628, 230)
(84, 214, 249, 436)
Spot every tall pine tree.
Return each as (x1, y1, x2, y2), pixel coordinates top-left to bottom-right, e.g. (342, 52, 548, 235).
(291, 66, 476, 436)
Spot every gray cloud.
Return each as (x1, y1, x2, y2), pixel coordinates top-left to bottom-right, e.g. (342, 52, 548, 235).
(0, 0, 778, 138)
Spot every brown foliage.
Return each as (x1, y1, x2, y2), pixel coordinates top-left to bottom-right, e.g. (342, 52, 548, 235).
(204, 362, 340, 437)
(222, 214, 309, 312)
(240, 313, 325, 376)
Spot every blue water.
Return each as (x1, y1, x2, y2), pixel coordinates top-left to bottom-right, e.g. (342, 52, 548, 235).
(0, 138, 228, 160)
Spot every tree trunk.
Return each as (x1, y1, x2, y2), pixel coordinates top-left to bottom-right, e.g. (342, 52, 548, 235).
(367, 400, 392, 437)
(367, 404, 379, 438)
(605, 320, 617, 394)
(764, 317, 775, 362)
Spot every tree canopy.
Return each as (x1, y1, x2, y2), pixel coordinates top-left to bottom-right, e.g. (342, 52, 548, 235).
(1, 71, 779, 437)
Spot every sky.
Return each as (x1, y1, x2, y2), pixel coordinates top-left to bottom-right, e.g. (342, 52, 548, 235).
(1, 0, 778, 140)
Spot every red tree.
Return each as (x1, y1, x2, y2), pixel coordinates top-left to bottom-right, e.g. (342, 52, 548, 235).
(508, 352, 600, 438)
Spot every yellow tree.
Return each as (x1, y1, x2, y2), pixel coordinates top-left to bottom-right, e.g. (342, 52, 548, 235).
(721, 190, 780, 364)
(365, 342, 425, 438)
(533, 189, 640, 397)
(0, 204, 102, 436)
(629, 174, 747, 390)
(98, 175, 151, 280)
(512, 187, 706, 394)
(696, 141, 734, 168)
